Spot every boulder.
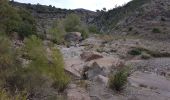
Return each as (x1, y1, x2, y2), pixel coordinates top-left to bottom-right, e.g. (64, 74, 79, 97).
(64, 58, 85, 79)
(80, 51, 103, 62)
(84, 62, 106, 80)
(65, 32, 82, 43)
(84, 57, 124, 80)
(93, 75, 108, 86)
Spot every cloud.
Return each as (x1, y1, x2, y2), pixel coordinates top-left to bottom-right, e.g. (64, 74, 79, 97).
(15, 0, 131, 11)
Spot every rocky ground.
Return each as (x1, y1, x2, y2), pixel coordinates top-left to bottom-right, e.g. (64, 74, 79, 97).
(58, 35, 170, 100)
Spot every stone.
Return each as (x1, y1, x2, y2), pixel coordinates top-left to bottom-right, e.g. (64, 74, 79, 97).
(84, 62, 106, 80)
(80, 51, 103, 62)
(65, 32, 82, 43)
(64, 58, 85, 79)
(66, 84, 91, 100)
(84, 57, 124, 80)
(93, 75, 108, 86)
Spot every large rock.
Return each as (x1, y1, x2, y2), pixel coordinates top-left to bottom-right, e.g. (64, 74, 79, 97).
(93, 75, 109, 86)
(84, 57, 124, 80)
(80, 51, 103, 62)
(64, 58, 85, 79)
(84, 62, 106, 80)
(65, 32, 82, 43)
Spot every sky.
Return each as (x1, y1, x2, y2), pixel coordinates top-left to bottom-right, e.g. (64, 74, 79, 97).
(14, 0, 132, 11)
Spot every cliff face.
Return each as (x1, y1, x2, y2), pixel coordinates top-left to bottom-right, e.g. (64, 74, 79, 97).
(10, 1, 98, 36)
(113, 0, 170, 39)
(91, 0, 170, 39)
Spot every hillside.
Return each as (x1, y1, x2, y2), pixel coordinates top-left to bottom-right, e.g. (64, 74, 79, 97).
(10, 1, 98, 36)
(92, 0, 170, 40)
(1, 0, 170, 100)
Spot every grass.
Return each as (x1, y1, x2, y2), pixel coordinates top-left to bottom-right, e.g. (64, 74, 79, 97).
(0, 89, 27, 100)
(130, 46, 170, 58)
(50, 47, 70, 92)
(152, 28, 161, 33)
(128, 48, 142, 56)
(109, 68, 128, 92)
(0, 35, 70, 99)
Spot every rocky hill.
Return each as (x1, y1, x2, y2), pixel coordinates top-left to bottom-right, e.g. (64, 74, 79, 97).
(10, 1, 98, 36)
(92, 0, 170, 39)
(113, 0, 170, 39)
(10, 0, 170, 39)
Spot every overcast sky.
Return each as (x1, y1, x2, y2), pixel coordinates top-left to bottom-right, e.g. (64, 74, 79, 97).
(14, 0, 132, 11)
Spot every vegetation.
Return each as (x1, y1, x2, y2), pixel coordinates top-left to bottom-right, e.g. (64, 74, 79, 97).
(152, 28, 161, 33)
(50, 48, 70, 92)
(109, 68, 128, 91)
(0, 35, 69, 98)
(0, 0, 36, 38)
(19, 35, 69, 92)
(17, 9, 36, 37)
(49, 14, 89, 44)
(128, 47, 170, 58)
(0, 89, 27, 100)
(128, 48, 142, 56)
(0, 36, 20, 87)
(94, 0, 151, 30)
(64, 14, 89, 39)
(88, 25, 101, 34)
(48, 20, 66, 44)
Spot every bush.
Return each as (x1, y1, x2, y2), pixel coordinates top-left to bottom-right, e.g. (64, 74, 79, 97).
(20, 35, 69, 92)
(48, 20, 66, 44)
(0, 88, 27, 100)
(109, 69, 128, 91)
(0, 0, 36, 37)
(4, 35, 69, 98)
(128, 48, 142, 56)
(50, 48, 70, 92)
(152, 28, 161, 33)
(24, 35, 48, 72)
(88, 25, 99, 33)
(0, 0, 21, 34)
(49, 14, 89, 43)
(63, 14, 89, 39)
(18, 9, 36, 37)
(0, 36, 20, 86)
(64, 14, 81, 32)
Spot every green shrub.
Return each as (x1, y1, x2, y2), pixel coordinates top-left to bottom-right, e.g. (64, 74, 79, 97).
(4, 35, 69, 98)
(48, 20, 66, 44)
(0, 0, 21, 34)
(88, 25, 99, 33)
(109, 69, 128, 91)
(152, 28, 161, 33)
(64, 14, 81, 32)
(21, 35, 69, 92)
(24, 35, 48, 72)
(128, 48, 142, 56)
(63, 14, 89, 39)
(49, 14, 89, 43)
(128, 27, 133, 31)
(18, 9, 36, 37)
(0, 0, 36, 37)
(50, 48, 70, 92)
(0, 36, 20, 86)
(0, 89, 27, 100)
